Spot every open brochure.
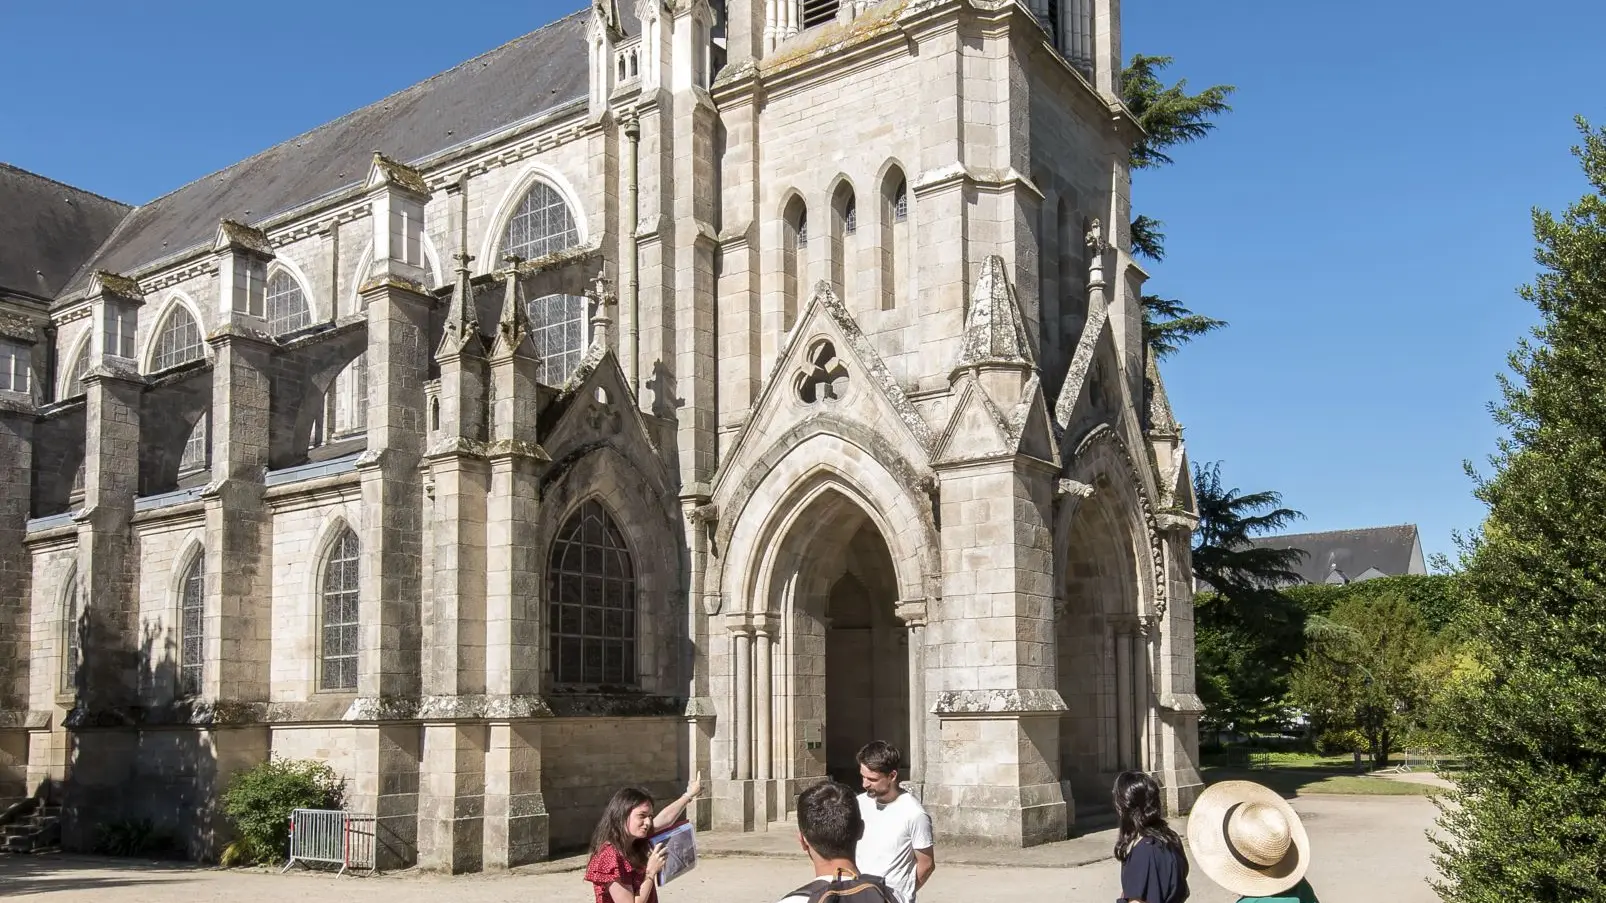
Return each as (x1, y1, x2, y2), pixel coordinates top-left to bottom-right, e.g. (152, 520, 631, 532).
(650, 822, 697, 886)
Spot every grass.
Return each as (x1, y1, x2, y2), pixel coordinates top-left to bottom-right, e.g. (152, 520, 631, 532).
(1201, 766, 1440, 798)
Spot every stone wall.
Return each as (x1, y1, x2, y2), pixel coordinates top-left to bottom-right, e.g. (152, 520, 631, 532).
(542, 715, 685, 853)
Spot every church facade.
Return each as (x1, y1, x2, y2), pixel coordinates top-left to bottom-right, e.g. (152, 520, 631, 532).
(0, 0, 1202, 871)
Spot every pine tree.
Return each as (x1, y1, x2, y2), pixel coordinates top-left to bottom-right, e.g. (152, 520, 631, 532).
(1434, 119, 1606, 901)
(1121, 54, 1233, 359)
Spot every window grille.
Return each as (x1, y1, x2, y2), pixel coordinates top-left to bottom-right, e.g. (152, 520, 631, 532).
(801, 0, 837, 30)
(527, 294, 587, 386)
(179, 413, 209, 473)
(843, 197, 857, 235)
(151, 307, 203, 372)
(179, 555, 204, 696)
(0, 343, 27, 393)
(61, 573, 80, 692)
(266, 271, 311, 335)
(319, 529, 360, 691)
(548, 500, 637, 688)
(503, 182, 579, 261)
(893, 182, 908, 222)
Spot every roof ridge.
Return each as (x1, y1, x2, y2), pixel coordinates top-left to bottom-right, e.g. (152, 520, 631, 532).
(1258, 524, 1419, 541)
(118, 7, 591, 212)
(0, 161, 133, 210)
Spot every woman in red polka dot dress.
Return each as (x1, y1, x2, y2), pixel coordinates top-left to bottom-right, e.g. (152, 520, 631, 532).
(584, 775, 702, 903)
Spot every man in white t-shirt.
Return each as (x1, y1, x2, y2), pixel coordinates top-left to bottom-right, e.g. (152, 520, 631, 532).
(854, 740, 935, 903)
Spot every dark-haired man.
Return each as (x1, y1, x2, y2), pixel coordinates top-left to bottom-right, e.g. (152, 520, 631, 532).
(854, 741, 934, 903)
(777, 780, 893, 903)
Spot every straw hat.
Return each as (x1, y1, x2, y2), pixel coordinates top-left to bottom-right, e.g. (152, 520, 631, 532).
(1186, 781, 1310, 897)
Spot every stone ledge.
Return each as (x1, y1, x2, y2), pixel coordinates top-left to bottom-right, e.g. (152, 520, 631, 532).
(0, 710, 51, 730)
(931, 688, 1068, 717)
(1159, 693, 1205, 714)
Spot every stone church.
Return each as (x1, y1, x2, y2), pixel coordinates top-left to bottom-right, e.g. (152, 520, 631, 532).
(0, 0, 1202, 871)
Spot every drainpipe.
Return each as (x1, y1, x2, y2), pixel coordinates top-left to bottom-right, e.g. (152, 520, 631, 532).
(624, 113, 641, 397)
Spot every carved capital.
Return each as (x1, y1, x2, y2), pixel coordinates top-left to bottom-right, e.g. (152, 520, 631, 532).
(894, 598, 929, 627)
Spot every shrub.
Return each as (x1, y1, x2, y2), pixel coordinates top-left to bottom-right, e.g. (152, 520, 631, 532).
(220, 757, 344, 867)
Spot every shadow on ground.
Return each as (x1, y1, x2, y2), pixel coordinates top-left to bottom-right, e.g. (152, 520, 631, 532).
(0, 853, 199, 897)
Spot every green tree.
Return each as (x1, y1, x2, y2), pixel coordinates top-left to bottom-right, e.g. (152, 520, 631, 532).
(1289, 592, 1435, 769)
(1433, 119, 1606, 901)
(220, 757, 344, 866)
(1191, 462, 1306, 735)
(1121, 54, 1234, 359)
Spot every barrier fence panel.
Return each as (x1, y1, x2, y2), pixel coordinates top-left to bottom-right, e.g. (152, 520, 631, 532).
(283, 808, 377, 876)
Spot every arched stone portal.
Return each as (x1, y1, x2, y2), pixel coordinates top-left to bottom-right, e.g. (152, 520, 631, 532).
(721, 477, 923, 829)
(1056, 484, 1153, 817)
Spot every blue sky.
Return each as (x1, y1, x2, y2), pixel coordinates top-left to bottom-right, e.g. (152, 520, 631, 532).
(4, 1, 1602, 561)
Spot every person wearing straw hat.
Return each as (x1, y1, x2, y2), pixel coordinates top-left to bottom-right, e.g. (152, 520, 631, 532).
(1186, 781, 1319, 903)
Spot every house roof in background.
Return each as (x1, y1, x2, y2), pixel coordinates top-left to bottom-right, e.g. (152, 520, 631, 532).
(1251, 524, 1425, 585)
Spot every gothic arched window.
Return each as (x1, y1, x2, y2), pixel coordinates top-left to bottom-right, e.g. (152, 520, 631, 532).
(178, 552, 204, 696)
(548, 500, 637, 688)
(527, 294, 587, 387)
(179, 413, 210, 473)
(502, 181, 579, 261)
(319, 527, 360, 691)
(150, 305, 204, 372)
(62, 338, 90, 398)
(266, 270, 311, 336)
(881, 169, 910, 310)
(61, 570, 79, 693)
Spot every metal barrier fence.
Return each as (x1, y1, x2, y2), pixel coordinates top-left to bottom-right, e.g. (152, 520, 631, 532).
(282, 808, 377, 876)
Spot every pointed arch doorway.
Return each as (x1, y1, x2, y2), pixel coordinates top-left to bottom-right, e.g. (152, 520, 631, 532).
(747, 483, 914, 820)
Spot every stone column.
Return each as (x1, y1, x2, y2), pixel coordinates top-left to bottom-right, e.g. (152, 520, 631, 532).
(203, 315, 275, 704)
(894, 599, 929, 784)
(912, 7, 969, 390)
(484, 721, 547, 867)
(350, 155, 433, 870)
(733, 624, 753, 780)
(928, 457, 1067, 847)
(0, 379, 36, 802)
(482, 263, 551, 867)
(0, 390, 36, 716)
(64, 272, 146, 847)
(417, 252, 491, 874)
(75, 274, 144, 711)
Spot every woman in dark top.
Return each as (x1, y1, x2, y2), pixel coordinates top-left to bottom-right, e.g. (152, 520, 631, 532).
(1113, 771, 1190, 903)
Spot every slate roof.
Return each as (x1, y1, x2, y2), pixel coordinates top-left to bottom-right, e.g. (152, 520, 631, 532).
(1250, 524, 1426, 586)
(0, 163, 131, 301)
(58, 8, 592, 300)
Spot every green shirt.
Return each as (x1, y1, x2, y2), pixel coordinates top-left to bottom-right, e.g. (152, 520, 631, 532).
(1240, 880, 1318, 903)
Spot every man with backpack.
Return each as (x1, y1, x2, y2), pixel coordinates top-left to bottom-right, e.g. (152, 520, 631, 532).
(777, 780, 896, 903)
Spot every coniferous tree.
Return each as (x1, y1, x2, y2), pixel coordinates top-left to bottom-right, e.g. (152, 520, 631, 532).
(1120, 54, 1233, 359)
(1434, 119, 1606, 901)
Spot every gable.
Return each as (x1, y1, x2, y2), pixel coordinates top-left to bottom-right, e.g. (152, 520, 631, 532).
(541, 347, 668, 494)
(712, 282, 935, 499)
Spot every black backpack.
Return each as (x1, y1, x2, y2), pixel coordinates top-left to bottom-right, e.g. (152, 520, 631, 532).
(786, 871, 896, 903)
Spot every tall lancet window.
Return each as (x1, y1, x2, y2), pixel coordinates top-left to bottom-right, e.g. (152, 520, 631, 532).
(61, 570, 80, 694)
(319, 527, 360, 691)
(548, 500, 637, 688)
(783, 196, 808, 331)
(880, 170, 909, 310)
(831, 182, 856, 305)
(178, 552, 205, 697)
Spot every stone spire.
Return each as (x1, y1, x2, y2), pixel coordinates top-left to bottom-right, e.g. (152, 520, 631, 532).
(491, 256, 536, 360)
(437, 178, 482, 359)
(953, 254, 1035, 375)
